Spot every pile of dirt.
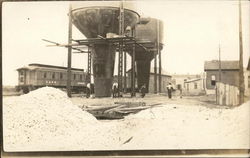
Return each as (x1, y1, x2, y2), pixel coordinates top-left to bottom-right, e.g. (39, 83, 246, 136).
(3, 87, 249, 150)
(3, 87, 98, 151)
(122, 101, 250, 149)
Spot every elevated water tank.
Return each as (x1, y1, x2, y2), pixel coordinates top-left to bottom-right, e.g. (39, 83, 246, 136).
(71, 2, 140, 97)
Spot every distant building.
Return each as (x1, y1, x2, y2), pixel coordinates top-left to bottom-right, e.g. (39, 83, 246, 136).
(204, 60, 240, 90)
(124, 67, 172, 93)
(184, 78, 205, 92)
(171, 73, 205, 95)
(148, 67, 172, 93)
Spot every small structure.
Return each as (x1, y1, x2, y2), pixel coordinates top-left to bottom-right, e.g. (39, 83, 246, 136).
(244, 58, 250, 97)
(126, 67, 171, 93)
(204, 60, 240, 91)
(183, 78, 205, 95)
(171, 74, 204, 89)
(148, 67, 171, 93)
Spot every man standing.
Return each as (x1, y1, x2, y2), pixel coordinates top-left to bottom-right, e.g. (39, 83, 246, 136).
(167, 83, 173, 99)
(86, 82, 91, 98)
(140, 84, 146, 98)
(112, 82, 118, 98)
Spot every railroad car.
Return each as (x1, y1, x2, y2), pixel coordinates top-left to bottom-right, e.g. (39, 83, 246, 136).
(16, 63, 88, 93)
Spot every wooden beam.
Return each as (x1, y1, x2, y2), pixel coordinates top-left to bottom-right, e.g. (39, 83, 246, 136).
(154, 49, 157, 94)
(157, 20, 162, 93)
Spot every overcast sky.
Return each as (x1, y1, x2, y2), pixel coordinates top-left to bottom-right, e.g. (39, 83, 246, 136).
(2, 0, 250, 86)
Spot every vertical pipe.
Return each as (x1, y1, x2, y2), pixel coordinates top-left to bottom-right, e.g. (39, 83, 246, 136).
(238, 0, 245, 104)
(158, 20, 162, 93)
(131, 27, 136, 97)
(132, 43, 136, 97)
(124, 51, 127, 93)
(219, 44, 221, 82)
(67, 4, 72, 97)
(154, 49, 157, 94)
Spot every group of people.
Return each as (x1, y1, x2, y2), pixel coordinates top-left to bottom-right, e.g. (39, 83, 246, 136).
(111, 82, 147, 98)
(86, 82, 180, 99)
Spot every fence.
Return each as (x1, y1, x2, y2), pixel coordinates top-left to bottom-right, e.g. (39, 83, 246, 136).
(216, 82, 239, 106)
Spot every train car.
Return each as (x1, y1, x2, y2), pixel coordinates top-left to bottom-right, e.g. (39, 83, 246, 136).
(16, 63, 88, 94)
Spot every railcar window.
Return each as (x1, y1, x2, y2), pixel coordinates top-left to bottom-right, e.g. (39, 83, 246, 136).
(74, 74, 76, 80)
(20, 71, 24, 75)
(60, 73, 63, 79)
(52, 72, 55, 79)
(80, 75, 82, 80)
(43, 72, 47, 78)
(20, 77, 24, 82)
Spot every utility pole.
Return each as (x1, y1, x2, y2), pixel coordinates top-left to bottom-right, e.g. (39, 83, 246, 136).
(67, 4, 72, 97)
(219, 44, 221, 82)
(238, 0, 245, 104)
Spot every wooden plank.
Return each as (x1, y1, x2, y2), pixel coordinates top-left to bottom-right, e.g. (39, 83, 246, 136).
(114, 101, 146, 106)
(87, 104, 122, 111)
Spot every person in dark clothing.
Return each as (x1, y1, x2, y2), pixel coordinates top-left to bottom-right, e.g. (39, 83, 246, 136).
(166, 83, 173, 99)
(140, 84, 146, 98)
(112, 82, 118, 98)
(86, 83, 91, 98)
(112, 85, 118, 98)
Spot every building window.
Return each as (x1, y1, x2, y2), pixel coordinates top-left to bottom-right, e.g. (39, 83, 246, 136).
(20, 71, 24, 76)
(211, 75, 216, 81)
(52, 72, 55, 79)
(211, 75, 216, 86)
(248, 76, 250, 88)
(177, 84, 181, 90)
(43, 72, 47, 78)
(194, 83, 198, 89)
(20, 77, 24, 82)
(60, 73, 63, 79)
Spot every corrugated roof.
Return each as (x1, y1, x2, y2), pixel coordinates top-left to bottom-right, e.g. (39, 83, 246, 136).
(126, 67, 171, 77)
(149, 67, 171, 76)
(184, 78, 202, 83)
(28, 63, 84, 71)
(204, 60, 239, 70)
(17, 63, 84, 72)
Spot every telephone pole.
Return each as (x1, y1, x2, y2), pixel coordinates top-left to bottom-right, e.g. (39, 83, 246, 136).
(238, 0, 245, 104)
(67, 4, 72, 97)
(219, 44, 221, 82)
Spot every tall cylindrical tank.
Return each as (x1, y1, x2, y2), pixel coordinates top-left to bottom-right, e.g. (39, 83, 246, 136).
(134, 18, 164, 92)
(71, 5, 139, 97)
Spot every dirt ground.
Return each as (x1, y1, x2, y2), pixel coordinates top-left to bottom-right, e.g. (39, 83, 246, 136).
(3, 88, 250, 151)
(70, 93, 222, 110)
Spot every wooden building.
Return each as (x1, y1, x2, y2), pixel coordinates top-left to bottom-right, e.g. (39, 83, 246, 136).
(204, 60, 240, 90)
(148, 67, 172, 93)
(124, 67, 171, 93)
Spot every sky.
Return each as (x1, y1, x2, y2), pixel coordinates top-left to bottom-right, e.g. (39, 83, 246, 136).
(2, 0, 250, 86)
